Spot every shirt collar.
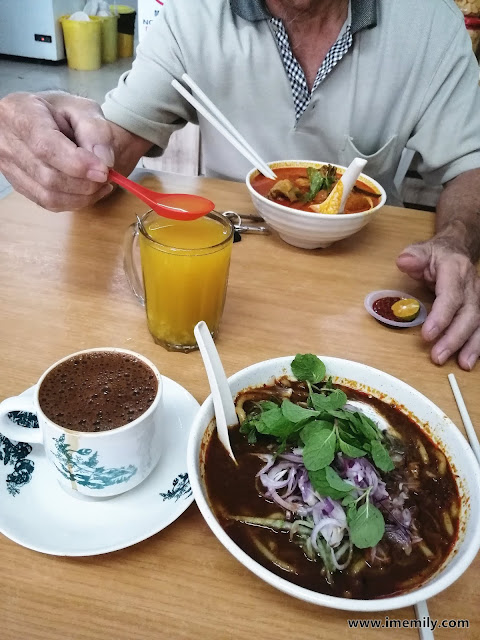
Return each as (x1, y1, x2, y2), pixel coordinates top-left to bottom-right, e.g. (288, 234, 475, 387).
(230, 0, 377, 34)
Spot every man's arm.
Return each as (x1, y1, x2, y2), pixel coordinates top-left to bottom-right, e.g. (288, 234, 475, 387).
(0, 91, 153, 212)
(397, 169, 480, 370)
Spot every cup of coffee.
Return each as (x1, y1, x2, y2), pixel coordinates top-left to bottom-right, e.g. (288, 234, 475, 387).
(0, 348, 163, 499)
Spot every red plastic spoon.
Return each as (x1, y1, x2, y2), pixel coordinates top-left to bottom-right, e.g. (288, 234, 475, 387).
(109, 169, 215, 221)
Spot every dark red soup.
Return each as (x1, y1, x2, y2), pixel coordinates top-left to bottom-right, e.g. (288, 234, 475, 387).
(251, 165, 381, 214)
(204, 379, 460, 600)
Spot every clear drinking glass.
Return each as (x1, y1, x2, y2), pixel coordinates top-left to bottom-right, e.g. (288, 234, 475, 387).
(124, 210, 233, 352)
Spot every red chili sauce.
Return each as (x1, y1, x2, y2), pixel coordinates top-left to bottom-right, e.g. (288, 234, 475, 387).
(372, 296, 403, 322)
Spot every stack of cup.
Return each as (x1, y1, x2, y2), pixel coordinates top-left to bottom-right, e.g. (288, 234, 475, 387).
(60, 13, 103, 71)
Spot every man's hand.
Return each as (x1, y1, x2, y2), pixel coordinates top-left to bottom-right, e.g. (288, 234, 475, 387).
(0, 92, 115, 211)
(397, 240, 480, 370)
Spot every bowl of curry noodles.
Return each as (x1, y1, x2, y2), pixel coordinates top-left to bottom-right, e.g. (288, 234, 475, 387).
(246, 160, 386, 249)
(187, 354, 480, 611)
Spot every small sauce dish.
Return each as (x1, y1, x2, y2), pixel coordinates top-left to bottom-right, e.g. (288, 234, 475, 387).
(364, 289, 427, 328)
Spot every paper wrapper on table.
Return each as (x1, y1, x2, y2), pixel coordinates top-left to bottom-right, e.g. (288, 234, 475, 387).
(60, 14, 102, 70)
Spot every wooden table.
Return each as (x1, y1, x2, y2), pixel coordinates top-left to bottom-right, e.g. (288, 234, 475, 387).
(0, 172, 478, 640)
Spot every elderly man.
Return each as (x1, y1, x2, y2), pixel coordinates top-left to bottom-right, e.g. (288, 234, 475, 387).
(0, 0, 480, 369)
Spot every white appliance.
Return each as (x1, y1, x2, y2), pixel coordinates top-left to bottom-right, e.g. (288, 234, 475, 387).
(0, 0, 84, 61)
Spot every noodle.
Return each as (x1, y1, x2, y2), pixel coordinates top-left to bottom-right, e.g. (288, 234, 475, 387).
(443, 512, 454, 538)
(435, 449, 447, 476)
(417, 439, 429, 465)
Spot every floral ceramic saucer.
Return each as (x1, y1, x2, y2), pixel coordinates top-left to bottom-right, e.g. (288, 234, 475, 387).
(0, 376, 199, 556)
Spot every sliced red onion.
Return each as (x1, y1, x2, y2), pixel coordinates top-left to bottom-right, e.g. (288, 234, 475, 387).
(260, 473, 289, 491)
(338, 455, 389, 503)
(298, 468, 317, 506)
(279, 452, 304, 463)
(254, 454, 275, 477)
(311, 498, 347, 548)
(267, 488, 303, 512)
(331, 540, 353, 570)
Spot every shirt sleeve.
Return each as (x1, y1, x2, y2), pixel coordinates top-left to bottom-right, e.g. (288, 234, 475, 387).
(406, 21, 480, 186)
(101, 4, 198, 156)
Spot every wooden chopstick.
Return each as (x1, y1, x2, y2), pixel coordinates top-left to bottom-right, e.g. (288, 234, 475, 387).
(171, 77, 277, 181)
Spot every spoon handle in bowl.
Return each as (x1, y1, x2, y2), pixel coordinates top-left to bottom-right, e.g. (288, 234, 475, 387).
(339, 158, 367, 213)
(194, 321, 237, 462)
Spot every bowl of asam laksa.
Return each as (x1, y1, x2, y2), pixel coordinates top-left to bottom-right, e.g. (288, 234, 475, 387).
(187, 354, 480, 612)
(246, 160, 386, 249)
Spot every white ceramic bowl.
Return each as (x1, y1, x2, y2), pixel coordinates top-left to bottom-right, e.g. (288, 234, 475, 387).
(246, 160, 387, 249)
(187, 356, 480, 612)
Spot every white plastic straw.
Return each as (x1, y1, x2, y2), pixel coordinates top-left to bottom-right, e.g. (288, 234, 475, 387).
(171, 78, 277, 181)
(448, 373, 480, 463)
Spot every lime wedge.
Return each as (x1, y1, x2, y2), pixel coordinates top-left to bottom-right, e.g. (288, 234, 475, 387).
(391, 298, 420, 321)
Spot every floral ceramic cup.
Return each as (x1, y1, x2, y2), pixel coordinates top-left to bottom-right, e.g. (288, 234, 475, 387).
(0, 348, 163, 499)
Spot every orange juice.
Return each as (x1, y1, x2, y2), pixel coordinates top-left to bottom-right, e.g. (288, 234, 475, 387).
(138, 211, 233, 351)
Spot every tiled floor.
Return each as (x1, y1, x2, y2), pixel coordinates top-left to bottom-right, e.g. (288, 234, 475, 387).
(0, 55, 133, 198)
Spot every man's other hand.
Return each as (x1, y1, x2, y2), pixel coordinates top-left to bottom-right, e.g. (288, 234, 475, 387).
(397, 240, 480, 371)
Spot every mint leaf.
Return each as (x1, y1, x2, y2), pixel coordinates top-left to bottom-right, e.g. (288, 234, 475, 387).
(302, 167, 324, 203)
(308, 468, 351, 500)
(342, 494, 356, 507)
(337, 423, 366, 447)
(370, 440, 394, 472)
(326, 389, 347, 410)
(310, 389, 347, 413)
(291, 354, 326, 384)
(300, 420, 334, 445)
(356, 413, 381, 441)
(325, 465, 354, 493)
(256, 406, 295, 439)
(310, 393, 333, 412)
(276, 439, 287, 455)
(348, 500, 385, 548)
(302, 166, 337, 203)
(281, 399, 319, 423)
(338, 437, 366, 458)
(239, 416, 260, 443)
(259, 400, 279, 411)
(302, 427, 336, 471)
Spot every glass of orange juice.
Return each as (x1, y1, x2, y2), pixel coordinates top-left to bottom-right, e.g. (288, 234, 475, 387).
(124, 210, 234, 352)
